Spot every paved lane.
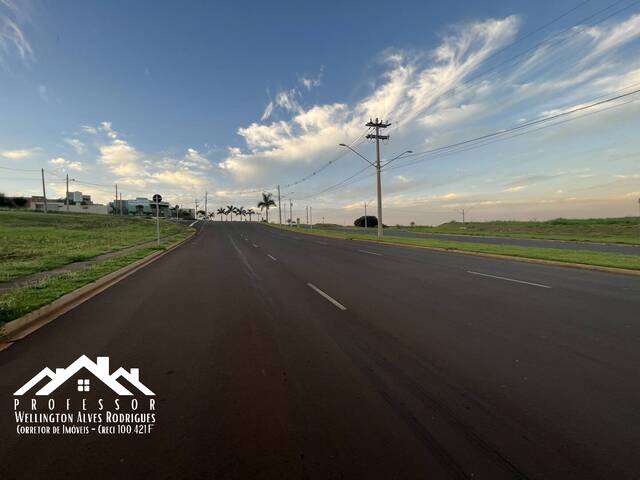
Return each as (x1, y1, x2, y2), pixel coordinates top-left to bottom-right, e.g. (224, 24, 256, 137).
(315, 225, 640, 255)
(1, 222, 639, 479)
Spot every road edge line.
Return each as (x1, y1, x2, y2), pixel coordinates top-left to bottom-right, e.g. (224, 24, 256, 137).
(0, 230, 197, 350)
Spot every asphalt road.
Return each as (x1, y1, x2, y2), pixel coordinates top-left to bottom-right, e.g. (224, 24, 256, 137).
(1, 221, 639, 479)
(315, 225, 640, 255)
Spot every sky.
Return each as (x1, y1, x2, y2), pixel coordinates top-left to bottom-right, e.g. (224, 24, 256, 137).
(1, 0, 639, 225)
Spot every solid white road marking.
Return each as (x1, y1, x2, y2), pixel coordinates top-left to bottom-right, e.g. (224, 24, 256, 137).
(188, 220, 199, 227)
(358, 249, 382, 256)
(466, 271, 552, 289)
(307, 283, 347, 311)
(267, 254, 277, 261)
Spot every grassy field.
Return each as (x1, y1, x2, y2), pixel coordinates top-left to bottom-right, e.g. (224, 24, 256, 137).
(400, 217, 640, 245)
(0, 210, 188, 282)
(0, 230, 192, 327)
(277, 226, 640, 272)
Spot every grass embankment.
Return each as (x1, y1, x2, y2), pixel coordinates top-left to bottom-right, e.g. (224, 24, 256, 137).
(0, 210, 186, 282)
(0, 211, 193, 329)
(401, 217, 640, 245)
(277, 226, 640, 272)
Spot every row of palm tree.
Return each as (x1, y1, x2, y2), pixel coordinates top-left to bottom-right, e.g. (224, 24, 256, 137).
(197, 192, 277, 222)
(210, 205, 259, 221)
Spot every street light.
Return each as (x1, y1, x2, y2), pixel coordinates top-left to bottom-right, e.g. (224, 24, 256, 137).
(338, 144, 413, 237)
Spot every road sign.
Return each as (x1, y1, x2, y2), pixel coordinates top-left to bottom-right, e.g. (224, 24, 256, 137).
(153, 194, 162, 203)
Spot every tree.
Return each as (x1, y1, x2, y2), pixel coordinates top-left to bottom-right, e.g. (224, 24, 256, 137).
(226, 205, 234, 221)
(257, 192, 276, 223)
(354, 216, 378, 228)
(197, 209, 207, 219)
(217, 207, 226, 221)
(237, 206, 247, 221)
(247, 209, 256, 222)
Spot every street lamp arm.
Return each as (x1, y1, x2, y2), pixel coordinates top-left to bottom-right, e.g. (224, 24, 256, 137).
(338, 143, 376, 167)
(381, 150, 413, 169)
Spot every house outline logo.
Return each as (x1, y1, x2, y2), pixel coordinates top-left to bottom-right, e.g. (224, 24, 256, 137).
(14, 355, 155, 396)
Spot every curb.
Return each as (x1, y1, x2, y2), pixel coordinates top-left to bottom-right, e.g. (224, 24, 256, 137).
(0, 230, 196, 350)
(350, 238, 640, 276)
(266, 225, 640, 277)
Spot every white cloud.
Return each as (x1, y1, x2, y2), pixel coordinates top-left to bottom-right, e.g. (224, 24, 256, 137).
(300, 69, 323, 90)
(49, 157, 83, 171)
(0, 9, 33, 66)
(80, 125, 98, 135)
(0, 147, 39, 159)
(504, 185, 526, 192)
(260, 101, 274, 121)
(64, 138, 85, 154)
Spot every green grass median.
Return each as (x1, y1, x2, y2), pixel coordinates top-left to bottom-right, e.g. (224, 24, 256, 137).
(0, 229, 192, 328)
(0, 210, 187, 282)
(399, 217, 640, 245)
(275, 226, 640, 272)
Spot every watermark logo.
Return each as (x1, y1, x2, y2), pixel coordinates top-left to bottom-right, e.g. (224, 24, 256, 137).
(13, 355, 156, 436)
(14, 355, 154, 396)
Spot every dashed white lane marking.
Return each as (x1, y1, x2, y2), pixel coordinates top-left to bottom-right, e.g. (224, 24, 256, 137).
(188, 220, 199, 227)
(252, 243, 258, 248)
(267, 254, 277, 261)
(358, 249, 382, 256)
(307, 283, 347, 311)
(315, 241, 328, 245)
(466, 271, 552, 289)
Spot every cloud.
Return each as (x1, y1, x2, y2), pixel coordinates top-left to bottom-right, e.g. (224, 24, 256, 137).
(64, 138, 85, 154)
(218, 16, 521, 184)
(261, 101, 274, 121)
(80, 125, 98, 135)
(49, 157, 83, 171)
(504, 185, 526, 192)
(300, 68, 323, 90)
(0, 5, 34, 66)
(0, 147, 39, 159)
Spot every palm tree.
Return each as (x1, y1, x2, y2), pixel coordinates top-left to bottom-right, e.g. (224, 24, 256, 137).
(247, 209, 256, 222)
(257, 192, 276, 223)
(217, 207, 225, 221)
(208, 212, 215, 221)
(238, 206, 247, 221)
(226, 205, 234, 221)
(233, 206, 241, 221)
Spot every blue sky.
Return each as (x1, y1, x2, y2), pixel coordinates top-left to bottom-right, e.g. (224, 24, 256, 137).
(1, 0, 639, 224)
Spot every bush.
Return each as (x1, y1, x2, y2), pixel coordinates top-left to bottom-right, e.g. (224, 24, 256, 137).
(354, 215, 378, 227)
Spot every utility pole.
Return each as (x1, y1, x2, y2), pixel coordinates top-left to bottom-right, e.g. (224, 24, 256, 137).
(65, 174, 69, 212)
(277, 184, 282, 225)
(461, 209, 465, 223)
(120, 193, 123, 216)
(310, 206, 313, 229)
(41, 168, 48, 213)
(366, 118, 390, 238)
(115, 184, 118, 215)
(306, 206, 309, 226)
(204, 191, 208, 221)
(195, 198, 199, 217)
(289, 199, 293, 226)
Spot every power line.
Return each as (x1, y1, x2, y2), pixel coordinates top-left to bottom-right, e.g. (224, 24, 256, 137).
(295, 85, 640, 201)
(384, 0, 637, 136)
(384, 85, 640, 170)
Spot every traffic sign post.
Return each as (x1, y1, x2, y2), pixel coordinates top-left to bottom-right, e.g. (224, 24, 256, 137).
(153, 194, 162, 246)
